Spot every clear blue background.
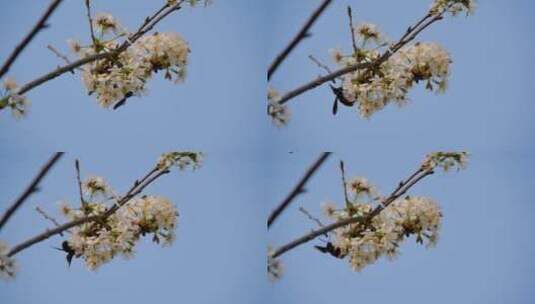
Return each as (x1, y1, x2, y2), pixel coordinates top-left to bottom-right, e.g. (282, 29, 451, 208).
(267, 0, 535, 304)
(0, 0, 534, 303)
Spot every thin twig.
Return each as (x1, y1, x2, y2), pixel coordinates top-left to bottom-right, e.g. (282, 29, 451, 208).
(277, 10, 444, 105)
(339, 161, 350, 208)
(75, 159, 87, 207)
(35, 207, 65, 236)
(308, 55, 333, 75)
(298, 206, 324, 227)
(267, 0, 333, 80)
(268, 152, 331, 229)
(84, 0, 97, 46)
(0, 0, 63, 79)
(0, 152, 64, 232)
(0, 1, 184, 108)
(271, 167, 434, 258)
(347, 6, 358, 54)
(7, 165, 168, 257)
(46, 45, 73, 66)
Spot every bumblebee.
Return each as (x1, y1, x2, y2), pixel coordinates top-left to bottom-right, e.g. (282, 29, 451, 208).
(54, 241, 76, 266)
(314, 241, 347, 259)
(330, 85, 353, 115)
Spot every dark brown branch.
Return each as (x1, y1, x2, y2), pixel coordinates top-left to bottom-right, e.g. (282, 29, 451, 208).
(267, 152, 331, 229)
(2, 1, 183, 101)
(75, 159, 86, 207)
(339, 161, 350, 208)
(0, 152, 64, 231)
(7, 165, 168, 257)
(267, 0, 333, 80)
(347, 6, 358, 54)
(0, 0, 63, 79)
(277, 10, 444, 105)
(84, 0, 97, 46)
(271, 167, 434, 258)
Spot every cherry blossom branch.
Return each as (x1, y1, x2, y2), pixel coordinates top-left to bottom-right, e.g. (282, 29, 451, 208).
(277, 10, 445, 105)
(267, 0, 333, 81)
(7, 164, 168, 257)
(0, 1, 185, 107)
(0, 0, 63, 79)
(75, 159, 87, 207)
(271, 166, 434, 258)
(267, 152, 331, 229)
(84, 0, 97, 46)
(0, 152, 64, 232)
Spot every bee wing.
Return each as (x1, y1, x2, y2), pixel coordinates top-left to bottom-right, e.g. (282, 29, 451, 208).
(314, 245, 329, 254)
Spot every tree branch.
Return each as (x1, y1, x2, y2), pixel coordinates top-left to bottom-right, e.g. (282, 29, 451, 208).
(0, 152, 64, 232)
(7, 164, 168, 257)
(0, 0, 63, 79)
(84, 0, 97, 46)
(276, 10, 444, 105)
(271, 166, 434, 258)
(267, 0, 333, 81)
(267, 152, 331, 229)
(1, 1, 184, 104)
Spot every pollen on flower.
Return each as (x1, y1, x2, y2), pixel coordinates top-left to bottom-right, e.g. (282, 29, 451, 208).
(0, 240, 17, 279)
(93, 12, 122, 35)
(355, 23, 385, 46)
(83, 176, 110, 198)
(347, 177, 379, 201)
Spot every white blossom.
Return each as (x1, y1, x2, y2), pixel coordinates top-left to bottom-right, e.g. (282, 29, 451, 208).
(267, 246, 283, 282)
(421, 151, 469, 171)
(0, 240, 16, 279)
(327, 196, 442, 272)
(1, 78, 30, 119)
(82, 176, 110, 198)
(70, 13, 190, 108)
(267, 87, 291, 127)
(64, 196, 178, 270)
(430, 0, 476, 16)
(335, 42, 451, 118)
(156, 151, 203, 171)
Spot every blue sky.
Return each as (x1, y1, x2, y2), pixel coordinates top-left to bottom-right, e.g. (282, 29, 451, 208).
(1, 0, 535, 303)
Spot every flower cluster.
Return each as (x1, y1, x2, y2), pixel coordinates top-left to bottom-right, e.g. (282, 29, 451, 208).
(0, 78, 29, 118)
(267, 87, 291, 127)
(421, 151, 469, 171)
(0, 240, 16, 279)
(61, 190, 178, 270)
(323, 187, 442, 271)
(70, 27, 190, 108)
(318, 152, 468, 271)
(156, 151, 203, 171)
(83, 176, 111, 198)
(55, 151, 202, 270)
(430, 0, 476, 16)
(332, 37, 452, 118)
